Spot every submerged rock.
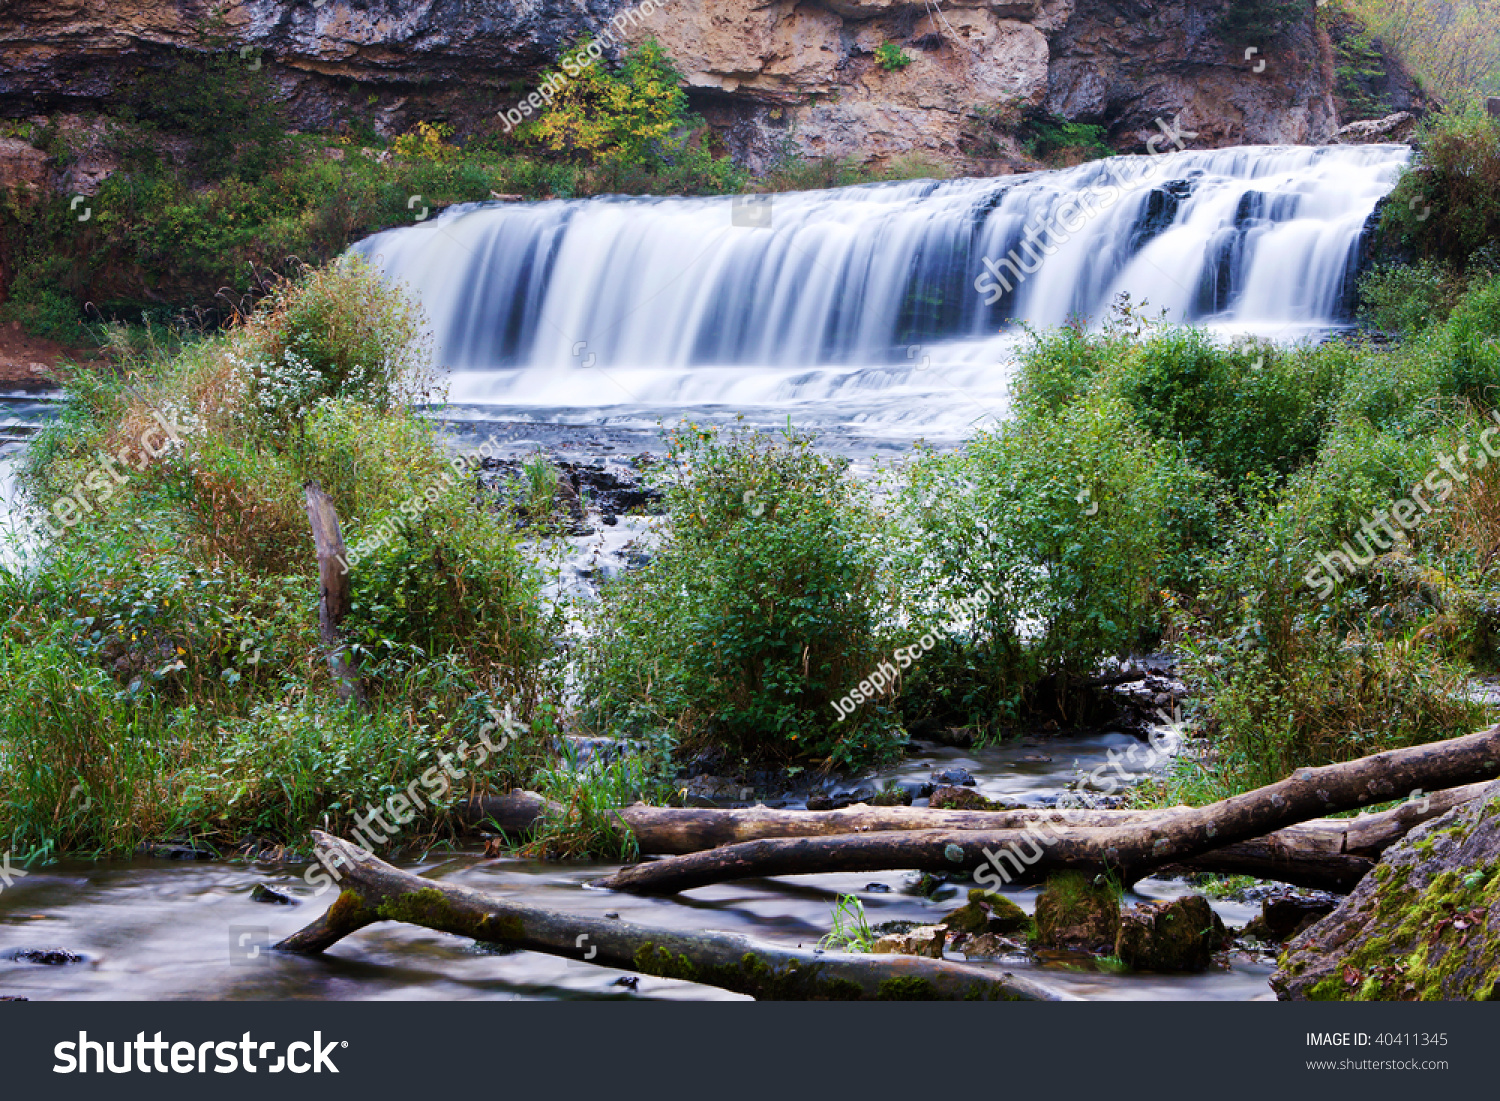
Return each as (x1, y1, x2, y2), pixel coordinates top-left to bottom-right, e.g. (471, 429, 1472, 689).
(1033, 871, 1120, 951)
(7, 947, 83, 965)
(250, 883, 299, 906)
(931, 766, 976, 787)
(871, 925, 946, 959)
(1115, 895, 1228, 972)
(958, 933, 1029, 959)
(1274, 780, 1500, 1001)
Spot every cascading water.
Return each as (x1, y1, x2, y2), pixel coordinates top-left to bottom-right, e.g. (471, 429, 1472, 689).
(353, 143, 1410, 438)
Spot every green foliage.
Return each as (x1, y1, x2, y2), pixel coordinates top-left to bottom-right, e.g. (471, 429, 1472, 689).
(578, 422, 902, 769)
(0, 259, 559, 857)
(1332, 21, 1394, 119)
(1381, 104, 1500, 271)
(1019, 113, 1112, 165)
(1359, 259, 1472, 332)
(522, 36, 743, 193)
(898, 390, 1191, 725)
(818, 894, 876, 952)
(108, 22, 287, 181)
(875, 43, 914, 71)
(232, 257, 441, 436)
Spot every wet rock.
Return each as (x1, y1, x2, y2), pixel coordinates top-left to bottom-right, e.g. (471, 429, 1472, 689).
(7, 947, 83, 965)
(939, 888, 1034, 937)
(1240, 895, 1338, 944)
(871, 925, 946, 959)
(1115, 895, 1228, 972)
(1274, 779, 1500, 1001)
(612, 975, 639, 990)
(250, 883, 298, 907)
(137, 842, 214, 860)
(901, 872, 950, 899)
(958, 932, 1028, 959)
(928, 785, 997, 811)
(864, 883, 892, 893)
(931, 766, 976, 787)
(1033, 872, 1121, 951)
(806, 793, 853, 811)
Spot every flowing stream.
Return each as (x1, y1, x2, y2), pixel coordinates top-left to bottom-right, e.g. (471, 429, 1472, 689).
(0, 734, 1274, 1002)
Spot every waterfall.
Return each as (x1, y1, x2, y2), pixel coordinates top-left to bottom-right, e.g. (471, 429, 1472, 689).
(352, 143, 1409, 428)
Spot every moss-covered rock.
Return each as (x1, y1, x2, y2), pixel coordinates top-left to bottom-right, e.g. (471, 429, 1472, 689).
(940, 887, 1034, 936)
(928, 785, 1001, 811)
(1033, 871, 1120, 950)
(1274, 780, 1500, 1001)
(1115, 895, 1228, 972)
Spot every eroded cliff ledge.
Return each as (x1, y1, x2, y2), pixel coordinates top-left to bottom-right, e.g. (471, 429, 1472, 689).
(0, 1, 1384, 172)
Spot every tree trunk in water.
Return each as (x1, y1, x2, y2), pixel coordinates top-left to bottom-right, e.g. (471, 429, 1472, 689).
(591, 727, 1500, 894)
(274, 831, 1072, 1002)
(304, 481, 364, 705)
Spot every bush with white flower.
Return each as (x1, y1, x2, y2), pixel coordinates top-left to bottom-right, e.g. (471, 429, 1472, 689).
(234, 257, 442, 438)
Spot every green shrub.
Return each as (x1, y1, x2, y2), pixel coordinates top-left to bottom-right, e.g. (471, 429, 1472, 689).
(898, 394, 1192, 725)
(875, 43, 914, 71)
(1359, 260, 1470, 333)
(1381, 104, 1500, 271)
(578, 423, 901, 769)
(232, 257, 441, 437)
(1019, 113, 1112, 164)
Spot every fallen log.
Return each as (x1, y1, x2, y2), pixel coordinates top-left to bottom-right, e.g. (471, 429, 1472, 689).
(592, 726, 1500, 894)
(275, 831, 1070, 1002)
(464, 782, 1486, 892)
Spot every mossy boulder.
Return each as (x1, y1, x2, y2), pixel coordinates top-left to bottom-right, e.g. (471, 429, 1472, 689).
(1115, 895, 1229, 972)
(928, 785, 999, 811)
(1033, 871, 1120, 950)
(871, 786, 913, 807)
(1273, 779, 1500, 1001)
(939, 888, 1034, 936)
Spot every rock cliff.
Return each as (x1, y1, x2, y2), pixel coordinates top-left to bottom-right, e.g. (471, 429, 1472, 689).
(0, 1, 1415, 172)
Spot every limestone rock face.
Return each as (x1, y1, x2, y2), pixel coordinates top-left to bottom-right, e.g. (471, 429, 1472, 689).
(1043, 0, 1337, 149)
(1333, 112, 1418, 145)
(0, 0, 1400, 173)
(1274, 781, 1500, 1001)
(0, 138, 48, 193)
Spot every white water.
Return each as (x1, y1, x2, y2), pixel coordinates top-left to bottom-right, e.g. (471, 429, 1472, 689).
(353, 143, 1409, 439)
